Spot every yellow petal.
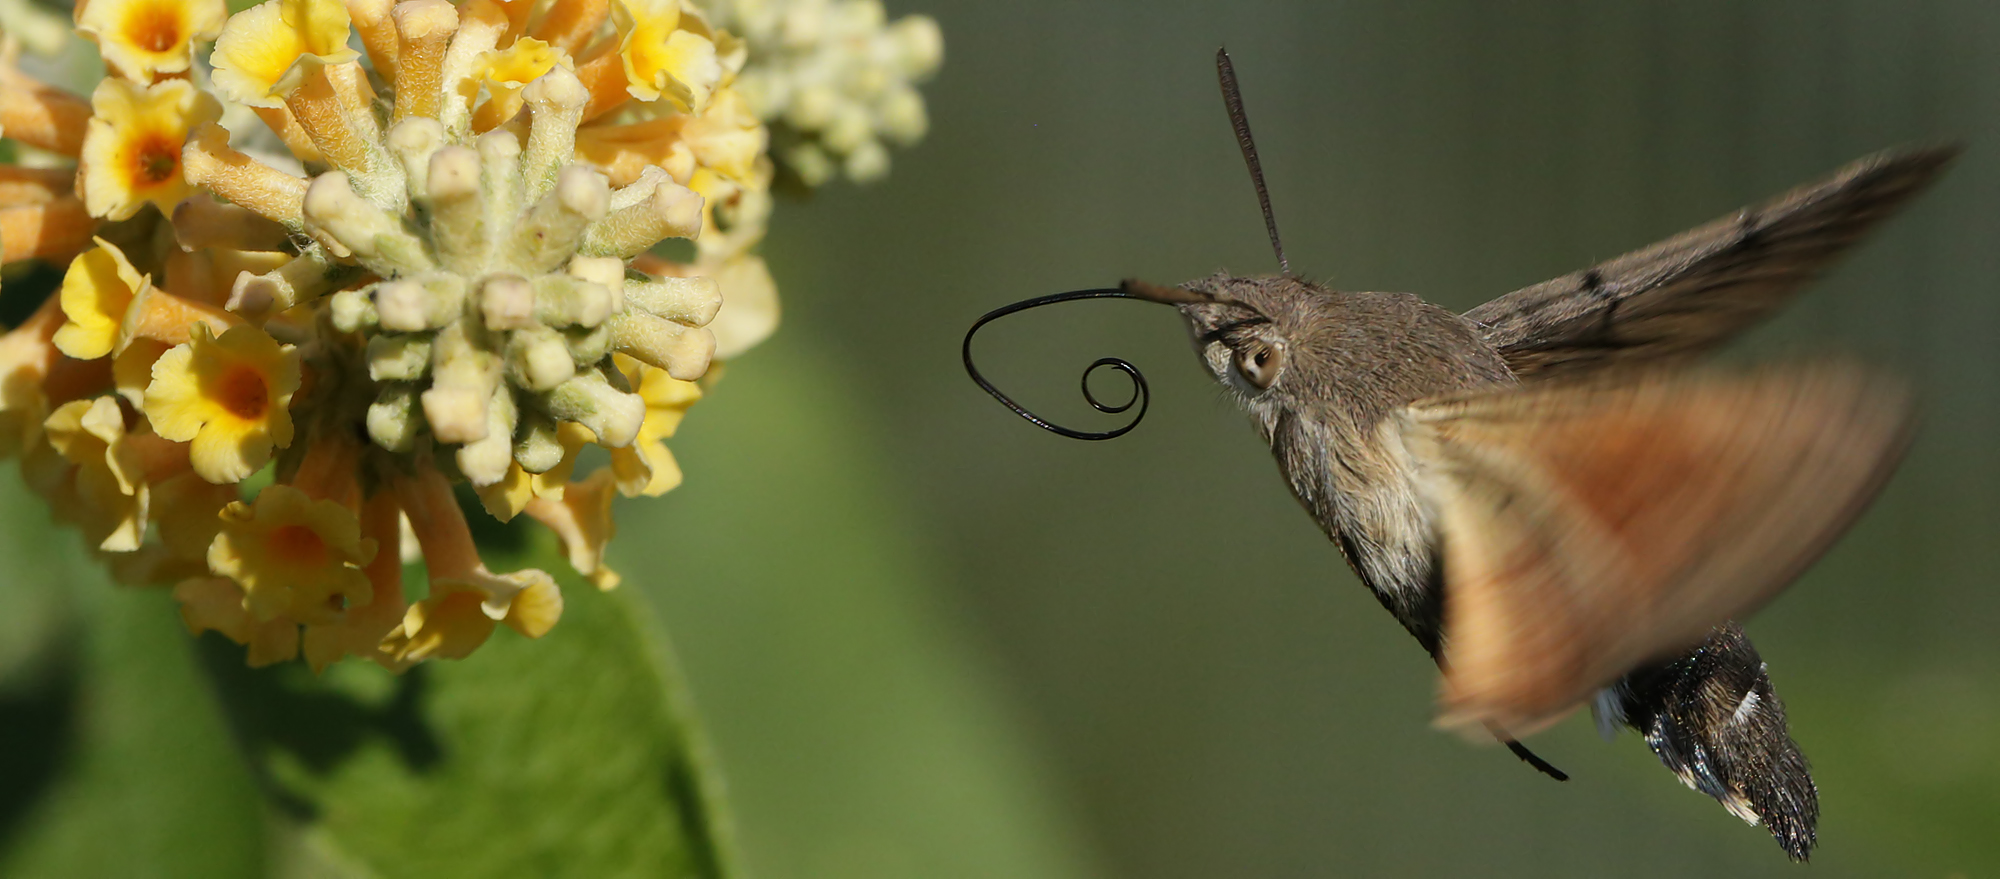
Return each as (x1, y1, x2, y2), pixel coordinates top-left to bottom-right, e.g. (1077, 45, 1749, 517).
(209, 0, 356, 108)
(76, 0, 227, 82)
(524, 467, 620, 589)
(54, 239, 148, 361)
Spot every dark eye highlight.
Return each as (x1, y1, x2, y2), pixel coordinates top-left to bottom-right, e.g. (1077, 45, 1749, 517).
(1234, 342, 1283, 390)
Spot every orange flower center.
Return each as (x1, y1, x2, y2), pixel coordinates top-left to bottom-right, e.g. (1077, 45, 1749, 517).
(132, 134, 181, 184)
(124, 1, 184, 54)
(268, 524, 328, 567)
(217, 365, 269, 419)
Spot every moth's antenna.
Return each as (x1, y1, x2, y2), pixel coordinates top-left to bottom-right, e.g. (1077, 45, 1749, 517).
(1216, 48, 1289, 275)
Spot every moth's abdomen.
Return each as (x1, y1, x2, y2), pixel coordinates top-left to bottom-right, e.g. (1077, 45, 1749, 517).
(1599, 622, 1818, 861)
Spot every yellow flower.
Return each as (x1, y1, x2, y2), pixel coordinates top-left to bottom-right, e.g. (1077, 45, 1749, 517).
(608, 354, 698, 497)
(208, 484, 376, 624)
(472, 36, 572, 132)
(175, 576, 301, 666)
(391, 464, 564, 661)
(53, 238, 147, 361)
(76, 0, 227, 83)
(78, 78, 222, 221)
(703, 253, 781, 359)
(42, 396, 148, 552)
(612, 0, 722, 111)
(526, 467, 620, 589)
(300, 492, 409, 672)
(384, 570, 562, 662)
(208, 0, 357, 108)
(143, 324, 299, 483)
(681, 87, 767, 183)
(485, 35, 567, 89)
(150, 469, 237, 560)
(0, 298, 73, 455)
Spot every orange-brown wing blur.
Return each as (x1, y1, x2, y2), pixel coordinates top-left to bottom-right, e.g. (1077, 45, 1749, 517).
(1399, 364, 1914, 735)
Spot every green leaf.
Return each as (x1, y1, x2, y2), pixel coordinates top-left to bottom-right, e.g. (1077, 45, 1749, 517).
(0, 476, 267, 879)
(620, 339, 1103, 879)
(198, 552, 740, 879)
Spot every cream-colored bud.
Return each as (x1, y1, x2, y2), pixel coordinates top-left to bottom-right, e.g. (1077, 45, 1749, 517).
(368, 383, 422, 453)
(532, 275, 613, 328)
(435, 0, 509, 137)
(522, 66, 590, 202)
(228, 248, 354, 320)
(374, 280, 429, 331)
(423, 323, 502, 444)
(788, 82, 839, 130)
(567, 257, 626, 313)
(422, 386, 490, 444)
(608, 166, 670, 212)
(303, 172, 434, 272)
(479, 275, 535, 330)
(843, 139, 890, 182)
(426, 145, 481, 201)
(477, 129, 524, 244)
(581, 182, 704, 259)
(610, 312, 716, 381)
(891, 15, 945, 77)
(839, 0, 889, 33)
(877, 84, 928, 145)
(507, 327, 576, 391)
(388, 117, 449, 194)
(784, 143, 835, 187)
(456, 385, 519, 486)
(542, 371, 644, 448)
(513, 412, 564, 473)
(367, 333, 434, 381)
(823, 107, 873, 154)
(624, 276, 721, 327)
(505, 166, 609, 275)
(374, 274, 466, 331)
(330, 288, 379, 332)
(425, 146, 486, 271)
(564, 324, 613, 365)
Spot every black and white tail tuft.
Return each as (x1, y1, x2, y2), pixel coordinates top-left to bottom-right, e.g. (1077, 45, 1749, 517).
(1597, 622, 1819, 861)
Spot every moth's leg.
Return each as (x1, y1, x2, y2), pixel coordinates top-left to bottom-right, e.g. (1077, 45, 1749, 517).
(1595, 622, 1819, 861)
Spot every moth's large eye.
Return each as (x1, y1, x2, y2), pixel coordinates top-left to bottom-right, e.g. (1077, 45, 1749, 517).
(1234, 342, 1283, 390)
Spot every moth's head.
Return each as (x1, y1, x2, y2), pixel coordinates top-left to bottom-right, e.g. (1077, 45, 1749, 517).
(1123, 273, 1319, 400)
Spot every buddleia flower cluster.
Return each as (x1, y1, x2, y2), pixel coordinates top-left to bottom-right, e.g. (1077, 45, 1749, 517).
(0, 0, 938, 669)
(705, 0, 941, 185)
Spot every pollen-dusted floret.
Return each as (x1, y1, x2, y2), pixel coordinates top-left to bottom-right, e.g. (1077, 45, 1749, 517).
(0, 0, 941, 670)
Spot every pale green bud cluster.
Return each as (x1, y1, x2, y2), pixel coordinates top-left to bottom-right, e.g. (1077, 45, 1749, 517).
(713, 0, 943, 185)
(234, 66, 721, 486)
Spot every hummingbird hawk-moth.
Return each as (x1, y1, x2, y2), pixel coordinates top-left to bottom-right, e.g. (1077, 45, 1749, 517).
(963, 49, 1954, 861)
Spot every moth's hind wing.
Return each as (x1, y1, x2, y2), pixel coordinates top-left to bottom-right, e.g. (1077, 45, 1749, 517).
(1399, 364, 1913, 734)
(1466, 145, 1957, 381)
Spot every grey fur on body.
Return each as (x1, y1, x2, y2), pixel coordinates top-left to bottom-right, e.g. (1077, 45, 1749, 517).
(1179, 277, 1512, 650)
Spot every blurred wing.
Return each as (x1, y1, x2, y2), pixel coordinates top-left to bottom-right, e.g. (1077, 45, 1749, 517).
(1399, 364, 1913, 734)
(1465, 145, 1957, 381)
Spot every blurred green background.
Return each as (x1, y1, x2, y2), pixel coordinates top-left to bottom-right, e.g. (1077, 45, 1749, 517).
(7, 0, 2000, 876)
